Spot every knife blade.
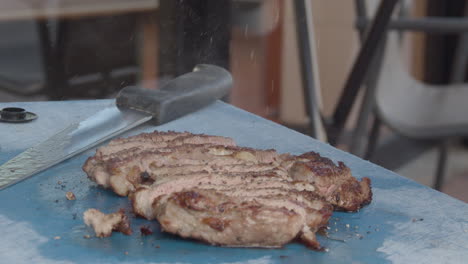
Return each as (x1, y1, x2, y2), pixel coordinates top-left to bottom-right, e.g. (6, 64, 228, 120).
(0, 64, 232, 190)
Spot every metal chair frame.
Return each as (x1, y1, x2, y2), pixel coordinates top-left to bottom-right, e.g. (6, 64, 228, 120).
(344, 0, 468, 190)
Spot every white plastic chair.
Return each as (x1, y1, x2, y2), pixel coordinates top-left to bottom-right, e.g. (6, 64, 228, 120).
(375, 33, 468, 139)
(369, 32, 468, 190)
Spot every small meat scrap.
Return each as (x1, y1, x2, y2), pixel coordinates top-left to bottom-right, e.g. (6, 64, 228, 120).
(66, 191, 76, 200)
(140, 226, 153, 236)
(83, 208, 132, 238)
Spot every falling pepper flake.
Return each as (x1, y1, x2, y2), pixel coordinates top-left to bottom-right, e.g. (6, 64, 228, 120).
(124, 252, 128, 255)
(83, 235, 91, 239)
(66, 191, 76, 200)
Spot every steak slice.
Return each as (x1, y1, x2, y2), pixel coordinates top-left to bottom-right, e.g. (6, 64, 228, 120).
(147, 163, 283, 178)
(83, 132, 237, 193)
(130, 171, 303, 220)
(88, 144, 282, 196)
(154, 189, 332, 249)
(288, 152, 372, 211)
(96, 132, 236, 159)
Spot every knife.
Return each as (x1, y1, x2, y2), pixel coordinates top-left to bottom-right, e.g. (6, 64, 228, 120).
(0, 64, 232, 190)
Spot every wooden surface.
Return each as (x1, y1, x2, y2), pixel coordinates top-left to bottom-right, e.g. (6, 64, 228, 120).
(0, 0, 159, 21)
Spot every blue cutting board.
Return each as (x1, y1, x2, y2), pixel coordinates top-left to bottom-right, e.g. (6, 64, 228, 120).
(1, 100, 467, 264)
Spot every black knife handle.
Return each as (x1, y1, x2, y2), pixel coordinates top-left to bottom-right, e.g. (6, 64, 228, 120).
(116, 64, 232, 125)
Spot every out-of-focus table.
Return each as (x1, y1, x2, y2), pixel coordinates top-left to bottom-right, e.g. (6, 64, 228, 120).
(0, 100, 467, 264)
(0, 0, 159, 21)
(0, 0, 160, 98)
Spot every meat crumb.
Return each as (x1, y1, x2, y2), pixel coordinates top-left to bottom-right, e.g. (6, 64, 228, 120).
(83, 235, 91, 239)
(83, 208, 132, 238)
(124, 251, 128, 255)
(155, 245, 160, 248)
(66, 191, 76, 200)
(54, 236, 61, 240)
(140, 226, 153, 236)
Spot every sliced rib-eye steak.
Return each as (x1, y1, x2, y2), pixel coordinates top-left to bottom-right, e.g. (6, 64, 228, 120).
(82, 130, 372, 250)
(155, 188, 332, 249)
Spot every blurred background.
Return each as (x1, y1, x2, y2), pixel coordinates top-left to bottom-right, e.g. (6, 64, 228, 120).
(0, 0, 467, 202)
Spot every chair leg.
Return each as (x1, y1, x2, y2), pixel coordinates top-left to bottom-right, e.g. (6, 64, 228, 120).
(433, 142, 448, 191)
(349, 42, 385, 157)
(364, 116, 381, 161)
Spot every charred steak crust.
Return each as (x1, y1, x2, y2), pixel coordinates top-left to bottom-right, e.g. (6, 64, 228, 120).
(83, 130, 373, 250)
(290, 152, 373, 211)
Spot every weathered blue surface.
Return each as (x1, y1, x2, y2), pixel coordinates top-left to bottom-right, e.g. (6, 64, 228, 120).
(1, 100, 467, 264)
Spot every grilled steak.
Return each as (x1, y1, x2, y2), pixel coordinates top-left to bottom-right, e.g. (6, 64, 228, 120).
(83, 130, 372, 249)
